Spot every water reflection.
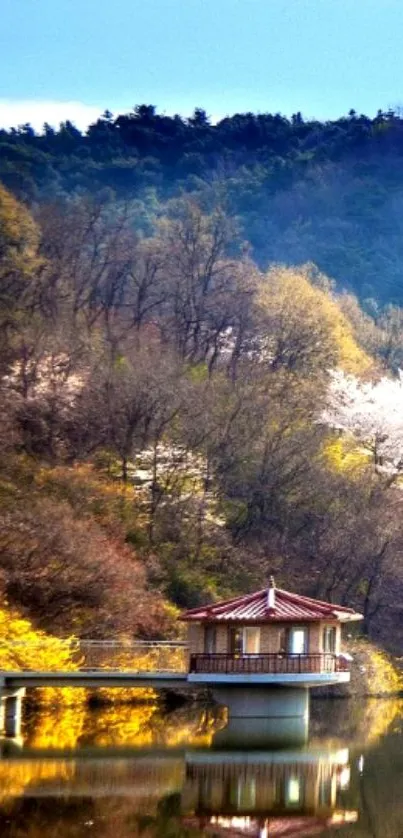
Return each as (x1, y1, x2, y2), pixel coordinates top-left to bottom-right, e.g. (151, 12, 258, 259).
(182, 748, 357, 836)
(0, 748, 357, 838)
(0, 700, 402, 838)
(212, 715, 308, 749)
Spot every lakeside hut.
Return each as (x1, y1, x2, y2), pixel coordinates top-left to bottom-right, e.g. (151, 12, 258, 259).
(181, 578, 362, 681)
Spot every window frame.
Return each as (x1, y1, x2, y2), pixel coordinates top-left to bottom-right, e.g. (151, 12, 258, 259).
(204, 624, 217, 654)
(242, 626, 261, 655)
(279, 625, 309, 654)
(322, 625, 337, 654)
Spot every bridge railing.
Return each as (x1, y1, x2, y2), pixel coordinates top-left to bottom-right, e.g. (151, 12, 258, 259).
(0, 640, 188, 673)
(78, 640, 188, 673)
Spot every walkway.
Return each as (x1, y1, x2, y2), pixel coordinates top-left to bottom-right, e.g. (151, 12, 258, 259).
(0, 671, 187, 689)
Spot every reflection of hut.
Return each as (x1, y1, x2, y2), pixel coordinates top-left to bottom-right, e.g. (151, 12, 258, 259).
(182, 814, 358, 837)
(181, 751, 358, 836)
(183, 753, 348, 817)
(182, 579, 362, 686)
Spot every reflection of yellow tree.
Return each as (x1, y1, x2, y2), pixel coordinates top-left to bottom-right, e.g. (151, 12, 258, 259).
(25, 705, 86, 750)
(83, 702, 160, 747)
(84, 704, 226, 749)
(162, 707, 227, 748)
(0, 705, 225, 811)
(354, 699, 403, 747)
(0, 760, 74, 807)
(311, 698, 403, 751)
(8, 706, 87, 806)
(90, 686, 157, 703)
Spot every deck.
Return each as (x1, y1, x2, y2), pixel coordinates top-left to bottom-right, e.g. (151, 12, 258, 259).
(187, 652, 351, 687)
(189, 653, 349, 675)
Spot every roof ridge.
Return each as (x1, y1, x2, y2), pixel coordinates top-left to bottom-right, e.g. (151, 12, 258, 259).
(180, 585, 361, 621)
(276, 588, 356, 613)
(180, 587, 268, 618)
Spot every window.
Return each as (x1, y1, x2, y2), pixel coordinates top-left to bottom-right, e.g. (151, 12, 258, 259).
(236, 777, 257, 809)
(229, 626, 243, 655)
(289, 627, 308, 655)
(279, 627, 289, 653)
(285, 776, 303, 807)
(243, 626, 260, 654)
(228, 626, 260, 654)
(318, 777, 333, 808)
(279, 626, 308, 654)
(204, 625, 216, 654)
(323, 626, 337, 654)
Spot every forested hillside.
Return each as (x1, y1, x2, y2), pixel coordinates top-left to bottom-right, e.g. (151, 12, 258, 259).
(2, 176, 403, 653)
(3, 106, 403, 303)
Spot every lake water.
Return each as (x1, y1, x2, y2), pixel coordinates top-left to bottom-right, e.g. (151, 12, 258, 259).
(0, 696, 402, 837)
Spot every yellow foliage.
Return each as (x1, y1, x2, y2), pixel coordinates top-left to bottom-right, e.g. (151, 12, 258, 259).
(0, 184, 42, 281)
(260, 266, 373, 375)
(322, 436, 370, 475)
(348, 637, 403, 697)
(332, 313, 373, 375)
(0, 601, 85, 708)
(362, 645, 403, 696)
(0, 604, 79, 670)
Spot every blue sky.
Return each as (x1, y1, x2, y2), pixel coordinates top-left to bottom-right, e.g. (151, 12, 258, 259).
(1, 0, 403, 129)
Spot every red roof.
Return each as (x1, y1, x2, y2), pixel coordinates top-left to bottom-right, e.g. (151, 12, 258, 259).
(181, 587, 362, 623)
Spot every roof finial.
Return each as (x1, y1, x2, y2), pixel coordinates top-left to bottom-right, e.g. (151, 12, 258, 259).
(267, 576, 276, 610)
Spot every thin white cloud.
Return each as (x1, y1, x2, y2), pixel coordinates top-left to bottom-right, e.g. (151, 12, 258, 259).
(0, 100, 104, 132)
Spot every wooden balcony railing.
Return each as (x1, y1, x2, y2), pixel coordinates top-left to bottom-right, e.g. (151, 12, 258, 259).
(189, 653, 350, 675)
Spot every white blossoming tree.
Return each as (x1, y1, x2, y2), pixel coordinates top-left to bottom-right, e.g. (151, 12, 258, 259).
(323, 369, 403, 472)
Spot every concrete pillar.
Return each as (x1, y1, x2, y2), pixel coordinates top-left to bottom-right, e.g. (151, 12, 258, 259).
(211, 686, 309, 748)
(0, 689, 26, 738)
(212, 685, 309, 718)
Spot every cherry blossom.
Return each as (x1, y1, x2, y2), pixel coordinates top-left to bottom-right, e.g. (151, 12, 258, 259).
(323, 369, 403, 472)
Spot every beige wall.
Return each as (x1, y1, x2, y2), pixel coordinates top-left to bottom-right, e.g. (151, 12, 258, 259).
(187, 623, 204, 656)
(187, 620, 342, 656)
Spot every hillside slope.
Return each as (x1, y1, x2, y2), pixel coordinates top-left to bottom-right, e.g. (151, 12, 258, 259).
(2, 184, 403, 653)
(2, 106, 403, 303)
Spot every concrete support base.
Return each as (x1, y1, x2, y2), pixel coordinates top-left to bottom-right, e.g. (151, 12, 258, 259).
(0, 689, 26, 738)
(212, 685, 309, 719)
(211, 686, 309, 748)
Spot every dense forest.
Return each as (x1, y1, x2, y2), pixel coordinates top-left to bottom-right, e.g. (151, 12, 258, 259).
(3, 106, 403, 304)
(2, 108, 403, 654)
